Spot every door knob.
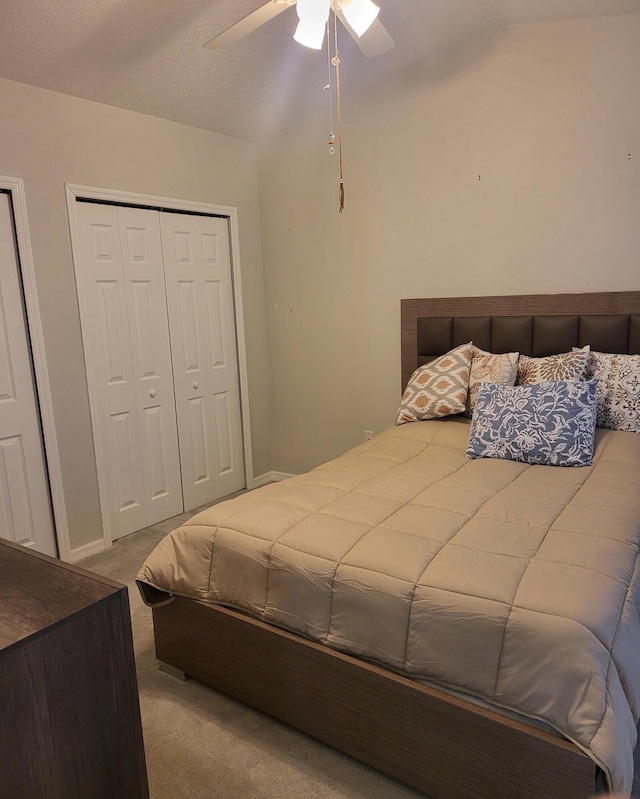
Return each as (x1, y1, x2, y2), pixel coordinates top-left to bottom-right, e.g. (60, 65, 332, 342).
(193, 382, 199, 389)
(149, 390, 157, 398)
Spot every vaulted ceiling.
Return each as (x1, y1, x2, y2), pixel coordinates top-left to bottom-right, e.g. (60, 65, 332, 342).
(2, 0, 640, 141)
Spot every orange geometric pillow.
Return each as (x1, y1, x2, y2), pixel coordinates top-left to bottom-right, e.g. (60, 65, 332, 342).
(396, 343, 473, 425)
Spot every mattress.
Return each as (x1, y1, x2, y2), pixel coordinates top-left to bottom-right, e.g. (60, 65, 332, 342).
(137, 417, 640, 793)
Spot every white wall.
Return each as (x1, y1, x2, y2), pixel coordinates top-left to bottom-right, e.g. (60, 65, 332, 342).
(258, 14, 640, 475)
(0, 77, 270, 552)
(2, 13, 639, 549)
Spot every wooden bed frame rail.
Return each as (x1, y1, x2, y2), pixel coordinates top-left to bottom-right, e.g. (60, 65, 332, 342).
(153, 598, 596, 799)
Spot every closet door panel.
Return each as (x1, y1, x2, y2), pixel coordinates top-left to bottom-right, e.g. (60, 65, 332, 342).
(0, 436, 35, 547)
(206, 281, 226, 368)
(161, 220, 213, 510)
(177, 280, 204, 372)
(75, 204, 182, 539)
(200, 219, 245, 498)
(117, 208, 183, 526)
(213, 391, 233, 475)
(161, 214, 244, 510)
(0, 194, 57, 555)
(109, 410, 143, 516)
(75, 203, 147, 538)
(187, 396, 210, 486)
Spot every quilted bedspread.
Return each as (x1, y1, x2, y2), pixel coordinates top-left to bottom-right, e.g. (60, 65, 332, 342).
(137, 418, 640, 793)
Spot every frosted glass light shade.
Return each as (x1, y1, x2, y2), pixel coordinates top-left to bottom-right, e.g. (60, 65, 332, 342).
(293, 18, 326, 48)
(294, 0, 331, 49)
(339, 0, 379, 36)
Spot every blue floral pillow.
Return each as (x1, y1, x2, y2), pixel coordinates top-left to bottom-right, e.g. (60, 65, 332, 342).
(466, 380, 598, 467)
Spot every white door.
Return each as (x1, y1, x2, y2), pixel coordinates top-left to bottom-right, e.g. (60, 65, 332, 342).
(74, 203, 183, 540)
(0, 192, 56, 555)
(160, 213, 245, 510)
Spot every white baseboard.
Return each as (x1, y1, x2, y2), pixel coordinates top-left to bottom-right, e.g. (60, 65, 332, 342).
(252, 471, 295, 488)
(70, 538, 106, 562)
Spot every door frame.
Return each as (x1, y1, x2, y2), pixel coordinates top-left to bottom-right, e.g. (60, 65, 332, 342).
(65, 184, 255, 550)
(0, 176, 71, 560)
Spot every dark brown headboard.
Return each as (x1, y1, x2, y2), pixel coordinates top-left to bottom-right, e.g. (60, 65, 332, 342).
(401, 291, 640, 391)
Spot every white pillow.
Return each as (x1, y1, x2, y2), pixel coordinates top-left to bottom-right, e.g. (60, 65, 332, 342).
(583, 350, 640, 433)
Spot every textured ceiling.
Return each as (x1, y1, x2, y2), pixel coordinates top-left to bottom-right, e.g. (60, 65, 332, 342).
(1, 0, 640, 141)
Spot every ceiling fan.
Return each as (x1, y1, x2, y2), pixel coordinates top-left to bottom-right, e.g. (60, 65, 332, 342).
(203, 0, 394, 58)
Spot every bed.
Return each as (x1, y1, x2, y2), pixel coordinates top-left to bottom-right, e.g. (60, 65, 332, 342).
(137, 291, 640, 799)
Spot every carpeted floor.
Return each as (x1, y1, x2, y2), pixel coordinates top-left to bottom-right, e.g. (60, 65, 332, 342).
(80, 505, 640, 799)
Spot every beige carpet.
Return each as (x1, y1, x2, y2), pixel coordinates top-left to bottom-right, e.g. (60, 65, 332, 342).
(81, 510, 640, 799)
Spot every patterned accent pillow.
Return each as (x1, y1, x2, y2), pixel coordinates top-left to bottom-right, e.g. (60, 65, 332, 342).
(516, 347, 590, 386)
(584, 351, 640, 433)
(466, 380, 597, 466)
(396, 343, 473, 425)
(465, 346, 519, 417)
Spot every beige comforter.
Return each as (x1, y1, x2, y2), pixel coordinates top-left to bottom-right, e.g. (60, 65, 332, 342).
(137, 418, 640, 793)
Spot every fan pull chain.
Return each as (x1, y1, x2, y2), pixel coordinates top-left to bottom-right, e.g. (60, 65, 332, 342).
(325, 20, 335, 155)
(332, 12, 345, 212)
(334, 55, 344, 212)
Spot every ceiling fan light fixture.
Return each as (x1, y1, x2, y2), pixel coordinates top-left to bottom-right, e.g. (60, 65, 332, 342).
(337, 0, 379, 37)
(294, 0, 331, 49)
(293, 18, 326, 49)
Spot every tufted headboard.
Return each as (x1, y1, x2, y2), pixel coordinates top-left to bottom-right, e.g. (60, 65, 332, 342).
(401, 291, 640, 391)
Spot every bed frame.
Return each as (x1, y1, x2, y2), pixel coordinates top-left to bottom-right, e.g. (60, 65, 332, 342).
(152, 291, 640, 799)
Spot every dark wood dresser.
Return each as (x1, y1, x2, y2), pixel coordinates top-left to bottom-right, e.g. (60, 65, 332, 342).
(0, 538, 149, 799)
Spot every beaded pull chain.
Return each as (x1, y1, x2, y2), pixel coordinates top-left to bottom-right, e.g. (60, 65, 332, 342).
(333, 50, 344, 212)
(325, 13, 345, 212)
(325, 23, 336, 156)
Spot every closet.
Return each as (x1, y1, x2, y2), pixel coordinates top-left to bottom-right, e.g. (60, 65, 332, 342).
(74, 201, 245, 541)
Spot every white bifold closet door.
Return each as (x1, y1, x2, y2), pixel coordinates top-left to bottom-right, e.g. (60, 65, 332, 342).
(0, 193, 57, 555)
(74, 202, 245, 541)
(75, 203, 183, 540)
(159, 213, 245, 509)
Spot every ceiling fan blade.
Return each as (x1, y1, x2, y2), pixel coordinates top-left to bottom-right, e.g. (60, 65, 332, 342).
(203, 1, 295, 51)
(335, 11, 394, 57)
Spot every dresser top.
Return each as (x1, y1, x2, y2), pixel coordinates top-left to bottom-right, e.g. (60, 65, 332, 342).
(0, 539, 123, 650)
